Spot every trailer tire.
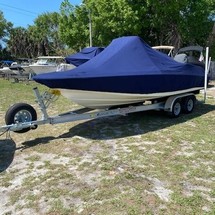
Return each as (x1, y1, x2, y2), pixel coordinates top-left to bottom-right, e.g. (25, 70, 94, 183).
(5, 103, 37, 133)
(169, 99, 181, 118)
(182, 96, 196, 114)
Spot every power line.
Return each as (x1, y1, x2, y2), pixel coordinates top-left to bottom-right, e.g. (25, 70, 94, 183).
(0, 2, 38, 15)
(1, 7, 37, 18)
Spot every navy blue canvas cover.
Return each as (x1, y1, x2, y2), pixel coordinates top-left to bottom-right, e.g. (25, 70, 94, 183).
(34, 36, 205, 94)
(65, 47, 104, 66)
(0, 60, 14, 66)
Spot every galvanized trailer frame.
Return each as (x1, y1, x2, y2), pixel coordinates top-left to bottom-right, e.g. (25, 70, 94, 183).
(0, 86, 197, 134)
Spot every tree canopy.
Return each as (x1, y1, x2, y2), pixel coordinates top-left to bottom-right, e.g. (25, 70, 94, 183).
(0, 0, 215, 59)
(57, 0, 215, 52)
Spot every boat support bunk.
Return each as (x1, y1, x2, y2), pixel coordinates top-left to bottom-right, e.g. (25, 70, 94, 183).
(0, 87, 199, 134)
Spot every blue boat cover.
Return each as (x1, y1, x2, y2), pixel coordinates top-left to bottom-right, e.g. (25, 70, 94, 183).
(34, 36, 205, 94)
(0, 60, 14, 66)
(65, 47, 104, 66)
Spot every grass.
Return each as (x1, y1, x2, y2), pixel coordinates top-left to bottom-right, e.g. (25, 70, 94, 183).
(0, 78, 215, 215)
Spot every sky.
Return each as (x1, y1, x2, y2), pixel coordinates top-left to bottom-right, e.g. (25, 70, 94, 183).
(0, 0, 81, 28)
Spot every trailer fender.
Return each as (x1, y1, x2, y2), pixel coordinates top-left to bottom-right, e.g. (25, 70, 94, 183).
(164, 93, 195, 112)
(164, 96, 180, 112)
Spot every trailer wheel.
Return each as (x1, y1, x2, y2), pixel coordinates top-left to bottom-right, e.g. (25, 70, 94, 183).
(182, 96, 196, 114)
(5, 103, 37, 133)
(170, 99, 181, 118)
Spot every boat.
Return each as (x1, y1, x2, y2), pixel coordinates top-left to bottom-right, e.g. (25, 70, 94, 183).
(0, 60, 14, 78)
(173, 45, 213, 78)
(65, 47, 104, 66)
(174, 46, 205, 65)
(33, 36, 206, 109)
(9, 58, 33, 76)
(29, 56, 75, 75)
(29, 48, 104, 75)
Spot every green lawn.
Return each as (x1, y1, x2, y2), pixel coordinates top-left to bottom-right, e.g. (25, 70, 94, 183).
(0, 78, 215, 215)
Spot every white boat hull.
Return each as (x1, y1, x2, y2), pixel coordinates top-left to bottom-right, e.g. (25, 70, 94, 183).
(11, 66, 32, 75)
(30, 64, 75, 74)
(29, 65, 58, 74)
(59, 87, 203, 109)
(0, 67, 13, 74)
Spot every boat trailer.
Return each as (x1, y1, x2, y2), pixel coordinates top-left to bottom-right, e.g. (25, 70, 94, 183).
(0, 47, 210, 135)
(0, 87, 198, 134)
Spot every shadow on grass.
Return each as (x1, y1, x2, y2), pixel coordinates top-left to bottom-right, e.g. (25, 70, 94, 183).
(59, 103, 215, 140)
(0, 136, 54, 171)
(19, 136, 55, 150)
(60, 104, 215, 140)
(1, 102, 213, 171)
(20, 102, 215, 148)
(0, 139, 16, 172)
(59, 102, 215, 140)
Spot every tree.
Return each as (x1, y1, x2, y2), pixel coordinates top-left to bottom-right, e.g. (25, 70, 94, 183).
(177, 0, 214, 48)
(29, 12, 64, 56)
(139, 0, 214, 50)
(87, 0, 143, 45)
(7, 27, 33, 58)
(59, 0, 214, 50)
(3, 0, 215, 59)
(7, 12, 66, 58)
(0, 11, 13, 59)
(59, 0, 89, 50)
(59, 0, 145, 49)
(0, 11, 12, 41)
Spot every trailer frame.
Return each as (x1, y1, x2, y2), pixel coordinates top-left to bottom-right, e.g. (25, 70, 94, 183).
(0, 87, 197, 134)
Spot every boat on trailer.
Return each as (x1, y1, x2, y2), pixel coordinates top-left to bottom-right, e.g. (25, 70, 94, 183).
(33, 36, 206, 109)
(0, 88, 201, 134)
(0, 37, 210, 134)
